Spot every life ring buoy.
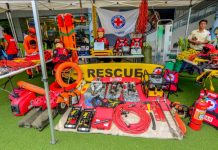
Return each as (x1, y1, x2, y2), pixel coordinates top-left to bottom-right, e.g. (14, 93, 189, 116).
(55, 62, 82, 88)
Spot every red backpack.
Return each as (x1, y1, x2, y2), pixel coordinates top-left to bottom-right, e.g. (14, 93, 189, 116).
(52, 48, 70, 63)
(163, 69, 179, 92)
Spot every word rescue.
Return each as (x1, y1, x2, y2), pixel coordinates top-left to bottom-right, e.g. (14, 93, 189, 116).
(87, 68, 146, 78)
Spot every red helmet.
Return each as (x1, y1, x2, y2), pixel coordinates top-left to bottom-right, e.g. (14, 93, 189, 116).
(28, 27, 36, 34)
(97, 28, 105, 33)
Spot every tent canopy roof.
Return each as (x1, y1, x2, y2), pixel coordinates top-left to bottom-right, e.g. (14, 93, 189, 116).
(0, 0, 203, 13)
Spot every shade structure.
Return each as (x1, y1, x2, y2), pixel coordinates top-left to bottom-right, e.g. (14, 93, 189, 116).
(0, 0, 203, 13)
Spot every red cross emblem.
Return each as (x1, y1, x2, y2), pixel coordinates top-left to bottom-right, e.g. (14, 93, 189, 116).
(206, 98, 217, 111)
(154, 68, 162, 74)
(114, 18, 123, 26)
(111, 15, 126, 29)
(207, 101, 214, 107)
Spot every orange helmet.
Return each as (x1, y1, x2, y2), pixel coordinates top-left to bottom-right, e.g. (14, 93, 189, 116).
(97, 28, 105, 33)
(28, 27, 36, 34)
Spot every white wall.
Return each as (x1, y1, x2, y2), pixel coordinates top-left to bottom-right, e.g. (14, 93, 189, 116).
(171, 13, 215, 46)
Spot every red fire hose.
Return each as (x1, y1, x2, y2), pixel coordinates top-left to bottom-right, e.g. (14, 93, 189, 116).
(113, 103, 151, 134)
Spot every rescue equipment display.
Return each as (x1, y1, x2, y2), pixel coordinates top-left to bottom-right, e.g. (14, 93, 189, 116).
(55, 73, 186, 140)
(5, 62, 197, 139)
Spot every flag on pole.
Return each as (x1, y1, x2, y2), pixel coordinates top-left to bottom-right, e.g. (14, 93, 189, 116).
(97, 8, 139, 37)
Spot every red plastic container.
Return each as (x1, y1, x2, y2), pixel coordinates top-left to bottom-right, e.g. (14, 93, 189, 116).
(92, 107, 113, 130)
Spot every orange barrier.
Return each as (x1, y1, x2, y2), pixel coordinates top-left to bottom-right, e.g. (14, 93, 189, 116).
(17, 81, 45, 95)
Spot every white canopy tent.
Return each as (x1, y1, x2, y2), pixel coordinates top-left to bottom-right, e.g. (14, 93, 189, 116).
(0, 0, 203, 12)
(0, 0, 204, 145)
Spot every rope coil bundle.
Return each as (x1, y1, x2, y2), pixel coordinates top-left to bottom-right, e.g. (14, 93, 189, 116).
(113, 103, 151, 134)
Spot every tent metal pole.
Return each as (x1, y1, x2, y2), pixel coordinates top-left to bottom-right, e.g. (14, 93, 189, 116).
(185, 0, 192, 37)
(5, 11, 23, 57)
(31, 0, 56, 144)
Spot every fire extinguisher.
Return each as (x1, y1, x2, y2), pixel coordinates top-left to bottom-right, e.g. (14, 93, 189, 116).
(189, 97, 209, 131)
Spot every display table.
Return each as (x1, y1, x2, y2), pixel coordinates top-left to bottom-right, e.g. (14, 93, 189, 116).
(182, 59, 216, 74)
(78, 55, 144, 63)
(0, 60, 51, 93)
(183, 59, 198, 66)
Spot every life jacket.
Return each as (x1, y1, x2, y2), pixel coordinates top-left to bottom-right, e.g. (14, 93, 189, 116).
(52, 48, 70, 63)
(130, 38, 143, 48)
(114, 38, 129, 50)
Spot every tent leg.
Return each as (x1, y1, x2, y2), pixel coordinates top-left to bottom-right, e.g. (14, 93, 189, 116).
(185, 1, 192, 37)
(5, 11, 23, 57)
(185, 7, 192, 37)
(31, 0, 56, 144)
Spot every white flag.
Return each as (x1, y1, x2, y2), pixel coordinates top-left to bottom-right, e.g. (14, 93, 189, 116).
(97, 8, 139, 37)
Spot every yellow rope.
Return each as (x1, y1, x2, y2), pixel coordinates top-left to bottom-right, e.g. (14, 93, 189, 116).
(92, 4, 98, 39)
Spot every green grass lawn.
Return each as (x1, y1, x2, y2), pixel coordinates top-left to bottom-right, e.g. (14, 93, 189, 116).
(0, 72, 217, 150)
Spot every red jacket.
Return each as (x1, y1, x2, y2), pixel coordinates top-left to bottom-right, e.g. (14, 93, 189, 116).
(4, 34, 18, 55)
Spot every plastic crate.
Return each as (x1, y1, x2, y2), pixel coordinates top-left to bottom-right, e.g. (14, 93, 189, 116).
(174, 60, 183, 72)
(165, 61, 175, 71)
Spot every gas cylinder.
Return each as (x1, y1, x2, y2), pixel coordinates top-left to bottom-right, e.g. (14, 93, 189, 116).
(142, 43, 152, 64)
(189, 98, 209, 131)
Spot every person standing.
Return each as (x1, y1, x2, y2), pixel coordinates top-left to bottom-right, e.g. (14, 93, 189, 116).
(46, 26, 56, 49)
(23, 27, 38, 56)
(23, 27, 39, 79)
(3, 29, 18, 60)
(188, 19, 211, 51)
